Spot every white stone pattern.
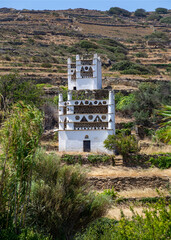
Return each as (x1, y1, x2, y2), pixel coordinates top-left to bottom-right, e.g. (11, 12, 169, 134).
(68, 54, 102, 90)
(58, 91, 115, 153)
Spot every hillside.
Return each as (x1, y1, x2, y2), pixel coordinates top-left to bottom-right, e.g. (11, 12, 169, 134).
(0, 7, 170, 91)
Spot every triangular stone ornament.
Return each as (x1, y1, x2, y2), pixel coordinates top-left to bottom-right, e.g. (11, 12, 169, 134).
(81, 116, 88, 122)
(80, 101, 84, 105)
(94, 116, 102, 122)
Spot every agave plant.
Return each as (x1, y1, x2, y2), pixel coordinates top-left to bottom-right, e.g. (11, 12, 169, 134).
(156, 105, 171, 144)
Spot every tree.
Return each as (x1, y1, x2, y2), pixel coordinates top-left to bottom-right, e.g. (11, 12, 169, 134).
(134, 9, 147, 17)
(0, 102, 43, 230)
(108, 7, 131, 17)
(0, 74, 43, 110)
(28, 149, 111, 239)
(155, 8, 168, 14)
(104, 133, 139, 163)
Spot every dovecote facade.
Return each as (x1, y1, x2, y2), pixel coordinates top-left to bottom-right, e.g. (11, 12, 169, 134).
(58, 54, 115, 153)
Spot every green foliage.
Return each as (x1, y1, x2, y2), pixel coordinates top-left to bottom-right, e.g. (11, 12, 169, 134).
(0, 227, 51, 240)
(125, 82, 171, 126)
(0, 103, 43, 230)
(87, 155, 111, 164)
(148, 154, 171, 169)
(134, 8, 147, 17)
(28, 149, 111, 239)
(135, 52, 148, 58)
(147, 13, 162, 21)
(0, 74, 44, 110)
(80, 40, 98, 50)
(75, 198, 171, 240)
(108, 7, 131, 17)
(61, 154, 82, 164)
(110, 60, 155, 75)
(41, 62, 52, 68)
(104, 134, 139, 162)
(145, 31, 169, 41)
(101, 187, 118, 200)
(155, 8, 168, 14)
(116, 94, 135, 112)
(155, 105, 171, 144)
(75, 218, 117, 240)
(160, 16, 171, 24)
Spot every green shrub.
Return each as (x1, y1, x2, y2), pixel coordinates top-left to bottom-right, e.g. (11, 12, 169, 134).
(75, 198, 171, 240)
(80, 40, 98, 49)
(41, 62, 52, 68)
(110, 60, 151, 75)
(134, 8, 147, 17)
(104, 134, 139, 163)
(61, 154, 83, 164)
(116, 93, 135, 112)
(147, 13, 162, 21)
(29, 149, 111, 239)
(148, 154, 171, 169)
(135, 52, 148, 58)
(155, 7, 168, 14)
(87, 155, 111, 164)
(160, 16, 171, 24)
(101, 187, 118, 200)
(108, 7, 131, 17)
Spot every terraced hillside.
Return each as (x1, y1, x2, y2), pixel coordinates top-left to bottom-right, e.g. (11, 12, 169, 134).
(0, 7, 170, 90)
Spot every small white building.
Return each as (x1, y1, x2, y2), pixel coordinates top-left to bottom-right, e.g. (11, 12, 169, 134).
(58, 54, 115, 153)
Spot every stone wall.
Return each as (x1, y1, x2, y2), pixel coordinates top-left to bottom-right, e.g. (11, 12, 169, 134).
(88, 176, 170, 191)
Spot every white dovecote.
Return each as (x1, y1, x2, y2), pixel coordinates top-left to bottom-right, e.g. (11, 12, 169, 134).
(58, 54, 115, 153)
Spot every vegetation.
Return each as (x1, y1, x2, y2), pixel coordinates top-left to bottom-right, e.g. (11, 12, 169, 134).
(28, 149, 111, 239)
(0, 103, 43, 233)
(155, 105, 171, 144)
(75, 198, 171, 239)
(0, 74, 43, 110)
(134, 9, 147, 17)
(160, 16, 171, 24)
(116, 82, 171, 127)
(147, 13, 162, 21)
(148, 154, 171, 169)
(110, 60, 157, 75)
(108, 7, 131, 17)
(155, 8, 168, 14)
(104, 133, 139, 163)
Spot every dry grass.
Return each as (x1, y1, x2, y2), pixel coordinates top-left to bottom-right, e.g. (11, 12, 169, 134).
(119, 188, 169, 198)
(140, 145, 171, 154)
(86, 166, 171, 178)
(106, 206, 145, 220)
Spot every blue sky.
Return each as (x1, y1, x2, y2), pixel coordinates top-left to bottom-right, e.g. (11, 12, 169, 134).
(1, 0, 171, 11)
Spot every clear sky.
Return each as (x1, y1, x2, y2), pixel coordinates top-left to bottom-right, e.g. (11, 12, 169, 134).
(0, 0, 171, 12)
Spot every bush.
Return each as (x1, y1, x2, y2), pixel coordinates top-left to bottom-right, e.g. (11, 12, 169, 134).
(28, 149, 111, 239)
(134, 8, 147, 17)
(80, 40, 98, 49)
(147, 13, 162, 21)
(108, 7, 131, 17)
(148, 154, 171, 169)
(104, 134, 139, 163)
(135, 52, 148, 58)
(101, 187, 118, 200)
(41, 62, 52, 68)
(110, 60, 151, 75)
(87, 155, 111, 164)
(155, 8, 168, 14)
(75, 198, 171, 240)
(160, 16, 171, 24)
(116, 94, 135, 112)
